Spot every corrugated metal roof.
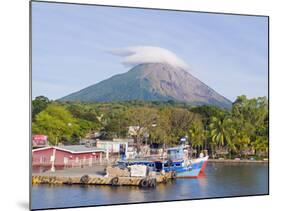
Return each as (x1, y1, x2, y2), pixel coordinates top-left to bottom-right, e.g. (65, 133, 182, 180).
(32, 145, 106, 154)
(58, 145, 105, 152)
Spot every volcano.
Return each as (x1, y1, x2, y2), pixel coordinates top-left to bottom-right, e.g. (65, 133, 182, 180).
(59, 63, 232, 109)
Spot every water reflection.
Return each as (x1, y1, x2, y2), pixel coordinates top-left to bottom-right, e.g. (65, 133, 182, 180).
(32, 163, 268, 210)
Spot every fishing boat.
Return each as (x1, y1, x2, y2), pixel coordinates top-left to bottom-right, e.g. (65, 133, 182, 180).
(163, 146, 209, 178)
(118, 146, 208, 178)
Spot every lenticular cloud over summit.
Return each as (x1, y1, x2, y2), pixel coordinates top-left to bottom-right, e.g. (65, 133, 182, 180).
(109, 46, 189, 70)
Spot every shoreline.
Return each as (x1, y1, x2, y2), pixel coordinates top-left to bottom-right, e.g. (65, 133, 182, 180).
(208, 159, 269, 163)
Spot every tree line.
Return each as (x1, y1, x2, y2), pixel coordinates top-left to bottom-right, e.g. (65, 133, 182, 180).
(32, 95, 268, 159)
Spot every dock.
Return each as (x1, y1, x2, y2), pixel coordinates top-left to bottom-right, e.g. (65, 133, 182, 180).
(32, 172, 175, 187)
(32, 165, 176, 187)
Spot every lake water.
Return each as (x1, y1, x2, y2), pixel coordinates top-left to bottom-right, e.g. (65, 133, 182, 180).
(31, 162, 269, 210)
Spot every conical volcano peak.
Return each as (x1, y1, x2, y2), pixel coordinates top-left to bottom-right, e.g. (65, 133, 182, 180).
(128, 63, 191, 81)
(60, 62, 232, 109)
(132, 62, 188, 73)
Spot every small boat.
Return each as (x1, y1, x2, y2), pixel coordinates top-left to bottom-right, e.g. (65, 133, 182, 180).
(118, 146, 208, 178)
(163, 146, 208, 178)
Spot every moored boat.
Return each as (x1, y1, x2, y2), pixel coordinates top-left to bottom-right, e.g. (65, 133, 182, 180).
(165, 146, 209, 177)
(117, 146, 208, 178)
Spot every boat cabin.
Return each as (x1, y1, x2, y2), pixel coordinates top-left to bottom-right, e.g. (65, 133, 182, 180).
(167, 146, 185, 160)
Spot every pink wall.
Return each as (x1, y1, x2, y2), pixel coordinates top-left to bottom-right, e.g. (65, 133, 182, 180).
(32, 147, 103, 167)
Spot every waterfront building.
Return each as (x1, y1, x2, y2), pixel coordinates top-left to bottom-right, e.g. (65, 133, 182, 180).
(96, 139, 129, 159)
(32, 145, 105, 171)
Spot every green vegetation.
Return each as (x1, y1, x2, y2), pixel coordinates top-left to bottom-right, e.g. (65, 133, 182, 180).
(32, 96, 50, 120)
(32, 95, 268, 159)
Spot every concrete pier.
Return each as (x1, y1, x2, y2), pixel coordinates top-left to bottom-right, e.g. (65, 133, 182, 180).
(32, 165, 177, 187)
(32, 172, 174, 187)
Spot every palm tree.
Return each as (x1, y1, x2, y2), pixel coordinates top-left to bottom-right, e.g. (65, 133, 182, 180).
(231, 130, 250, 157)
(188, 124, 205, 156)
(209, 117, 233, 157)
(252, 136, 268, 157)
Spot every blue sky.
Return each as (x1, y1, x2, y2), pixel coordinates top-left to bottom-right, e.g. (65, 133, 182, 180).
(32, 2, 268, 101)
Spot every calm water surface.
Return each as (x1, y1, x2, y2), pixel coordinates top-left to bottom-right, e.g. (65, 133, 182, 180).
(31, 163, 269, 210)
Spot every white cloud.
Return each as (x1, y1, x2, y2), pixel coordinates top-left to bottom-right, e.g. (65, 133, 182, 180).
(109, 46, 189, 70)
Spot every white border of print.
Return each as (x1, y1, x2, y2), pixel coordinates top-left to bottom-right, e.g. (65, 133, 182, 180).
(0, 0, 280, 211)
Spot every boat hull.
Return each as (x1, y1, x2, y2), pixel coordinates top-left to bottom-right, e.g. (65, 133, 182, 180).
(176, 168, 202, 178)
(200, 161, 207, 173)
(193, 156, 209, 174)
(166, 156, 209, 178)
(175, 160, 204, 178)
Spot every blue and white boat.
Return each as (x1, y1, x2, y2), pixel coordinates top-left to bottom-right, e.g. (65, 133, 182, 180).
(163, 146, 208, 178)
(118, 146, 208, 178)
